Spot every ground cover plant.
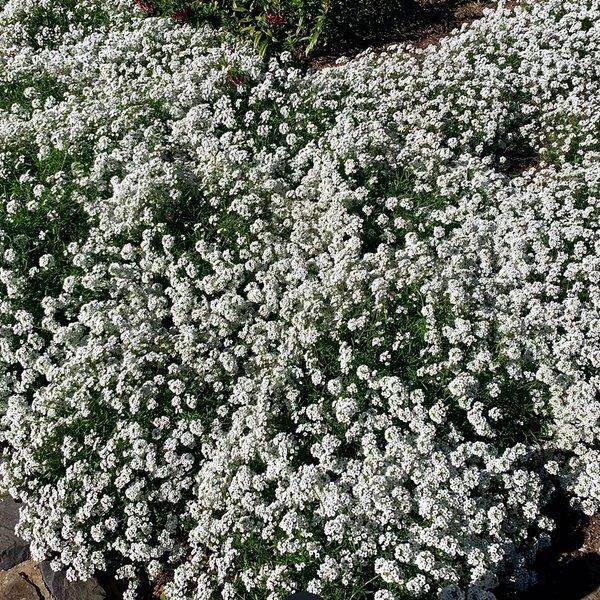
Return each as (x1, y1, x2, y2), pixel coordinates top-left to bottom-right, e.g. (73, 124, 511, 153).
(0, 0, 599, 599)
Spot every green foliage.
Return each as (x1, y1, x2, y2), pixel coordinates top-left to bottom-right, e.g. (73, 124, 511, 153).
(140, 0, 407, 57)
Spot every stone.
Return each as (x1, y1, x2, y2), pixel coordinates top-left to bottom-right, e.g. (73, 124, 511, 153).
(0, 496, 30, 571)
(0, 560, 51, 600)
(39, 561, 106, 600)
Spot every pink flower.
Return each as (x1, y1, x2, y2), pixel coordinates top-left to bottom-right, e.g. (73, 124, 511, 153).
(135, 0, 154, 12)
(265, 12, 285, 27)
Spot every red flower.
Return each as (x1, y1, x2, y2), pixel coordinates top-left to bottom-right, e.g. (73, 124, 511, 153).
(135, 0, 154, 12)
(173, 7, 192, 23)
(265, 12, 285, 26)
(227, 73, 245, 88)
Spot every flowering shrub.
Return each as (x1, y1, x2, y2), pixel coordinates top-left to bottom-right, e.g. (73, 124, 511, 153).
(0, 0, 599, 599)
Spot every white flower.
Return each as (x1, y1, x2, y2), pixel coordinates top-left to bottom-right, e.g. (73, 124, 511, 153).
(1, 1, 599, 599)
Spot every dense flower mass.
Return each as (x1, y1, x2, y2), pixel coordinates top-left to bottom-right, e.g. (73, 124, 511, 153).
(0, 0, 599, 598)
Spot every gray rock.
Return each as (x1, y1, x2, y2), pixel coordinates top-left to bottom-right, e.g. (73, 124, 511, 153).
(0, 496, 30, 571)
(39, 561, 106, 600)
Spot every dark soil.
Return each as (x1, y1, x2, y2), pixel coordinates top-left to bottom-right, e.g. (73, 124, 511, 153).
(509, 507, 600, 600)
(481, 490, 599, 600)
(310, 0, 501, 67)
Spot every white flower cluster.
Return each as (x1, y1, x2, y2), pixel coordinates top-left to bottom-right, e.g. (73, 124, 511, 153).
(0, 0, 599, 598)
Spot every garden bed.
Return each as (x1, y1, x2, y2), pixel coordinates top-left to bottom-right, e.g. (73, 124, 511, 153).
(1, 0, 599, 599)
